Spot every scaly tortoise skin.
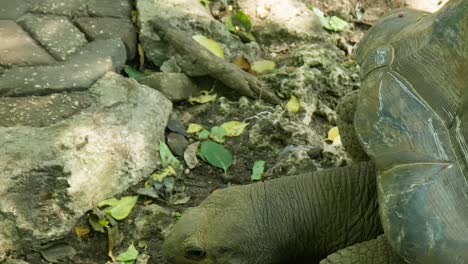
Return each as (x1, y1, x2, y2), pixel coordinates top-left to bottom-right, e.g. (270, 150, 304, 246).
(162, 1, 468, 263)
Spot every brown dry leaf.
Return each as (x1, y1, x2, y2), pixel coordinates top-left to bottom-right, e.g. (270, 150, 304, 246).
(233, 55, 251, 71)
(138, 44, 145, 68)
(75, 224, 91, 238)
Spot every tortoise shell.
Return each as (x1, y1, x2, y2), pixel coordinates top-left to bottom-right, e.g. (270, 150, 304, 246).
(353, 0, 468, 262)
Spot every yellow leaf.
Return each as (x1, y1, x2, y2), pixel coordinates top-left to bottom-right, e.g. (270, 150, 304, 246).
(332, 135, 342, 146)
(327, 126, 340, 141)
(251, 60, 275, 74)
(192, 35, 224, 58)
(221, 121, 249, 137)
(187, 123, 204, 134)
(138, 44, 145, 68)
(287, 95, 300, 113)
(151, 166, 176, 182)
(188, 90, 217, 104)
(75, 225, 91, 238)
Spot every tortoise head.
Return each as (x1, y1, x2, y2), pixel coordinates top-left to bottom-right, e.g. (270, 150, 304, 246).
(162, 187, 272, 264)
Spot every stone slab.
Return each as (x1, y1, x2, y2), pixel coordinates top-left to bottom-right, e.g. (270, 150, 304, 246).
(18, 13, 88, 61)
(0, 39, 126, 96)
(0, 20, 55, 66)
(0, 0, 30, 19)
(75, 17, 137, 59)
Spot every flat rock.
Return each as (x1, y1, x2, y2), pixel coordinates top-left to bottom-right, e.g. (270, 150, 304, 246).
(0, 20, 55, 66)
(0, 38, 127, 96)
(237, 0, 324, 44)
(0, 0, 31, 20)
(0, 72, 172, 257)
(75, 17, 137, 59)
(138, 72, 201, 102)
(17, 13, 88, 61)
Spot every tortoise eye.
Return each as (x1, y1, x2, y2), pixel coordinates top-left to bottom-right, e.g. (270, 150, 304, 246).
(184, 246, 206, 260)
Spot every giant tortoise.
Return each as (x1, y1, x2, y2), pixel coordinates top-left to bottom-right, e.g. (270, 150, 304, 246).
(162, 0, 468, 263)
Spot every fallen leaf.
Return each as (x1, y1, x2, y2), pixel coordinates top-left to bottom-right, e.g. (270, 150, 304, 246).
(138, 44, 145, 68)
(287, 95, 300, 113)
(187, 123, 204, 134)
(188, 90, 217, 104)
(328, 16, 349, 32)
(124, 65, 145, 79)
(151, 166, 176, 182)
(108, 225, 124, 261)
(159, 141, 181, 169)
(100, 196, 139, 220)
(210, 126, 226, 143)
(75, 225, 91, 238)
(199, 140, 233, 172)
(221, 121, 248, 137)
(198, 129, 210, 140)
(327, 126, 340, 141)
(251, 60, 275, 74)
(192, 35, 224, 58)
(233, 55, 251, 71)
(251, 160, 265, 181)
(184, 141, 201, 169)
(312, 7, 348, 32)
(116, 243, 139, 263)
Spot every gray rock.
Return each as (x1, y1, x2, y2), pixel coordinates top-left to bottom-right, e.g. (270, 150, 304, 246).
(40, 242, 76, 263)
(87, 0, 132, 18)
(138, 73, 201, 102)
(0, 20, 55, 66)
(137, 0, 260, 67)
(29, 0, 88, 17)
(167, 132, 189, 157)
(0, 72, 172, 256)
(0, 38, 127, 96)
(0, 0, 30, 20)
(17, 13, 88, 61)
(3, 259, 30, 264)
(237, 0, 324, 45)
(74, 17, 137, 59)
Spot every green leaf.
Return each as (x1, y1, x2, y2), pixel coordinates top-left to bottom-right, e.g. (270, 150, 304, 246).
(192, 35, 224, 58)
(199, 140, 233, 172)
(101, 196, 139, 220)
(231, 10, 252, 33)
(210, 126, 225, 143)
(251, 60, 276, 74)
(251, 160, 265, 181)
(224, 15, 236, 32)
(311, 7, 348, 32)
(328, 16, 348, 32)
(116, 243, 139, 263)
(198, 129, 210, 140)
(159, 141, 181, 169)
(124, 65, 145, 79)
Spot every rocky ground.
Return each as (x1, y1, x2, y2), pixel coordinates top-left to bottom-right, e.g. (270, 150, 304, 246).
(0, 0, 447, 263)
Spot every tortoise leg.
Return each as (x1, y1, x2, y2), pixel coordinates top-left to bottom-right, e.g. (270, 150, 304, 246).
(337, 91, 369, 162)
(319, 235, 406, 264)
